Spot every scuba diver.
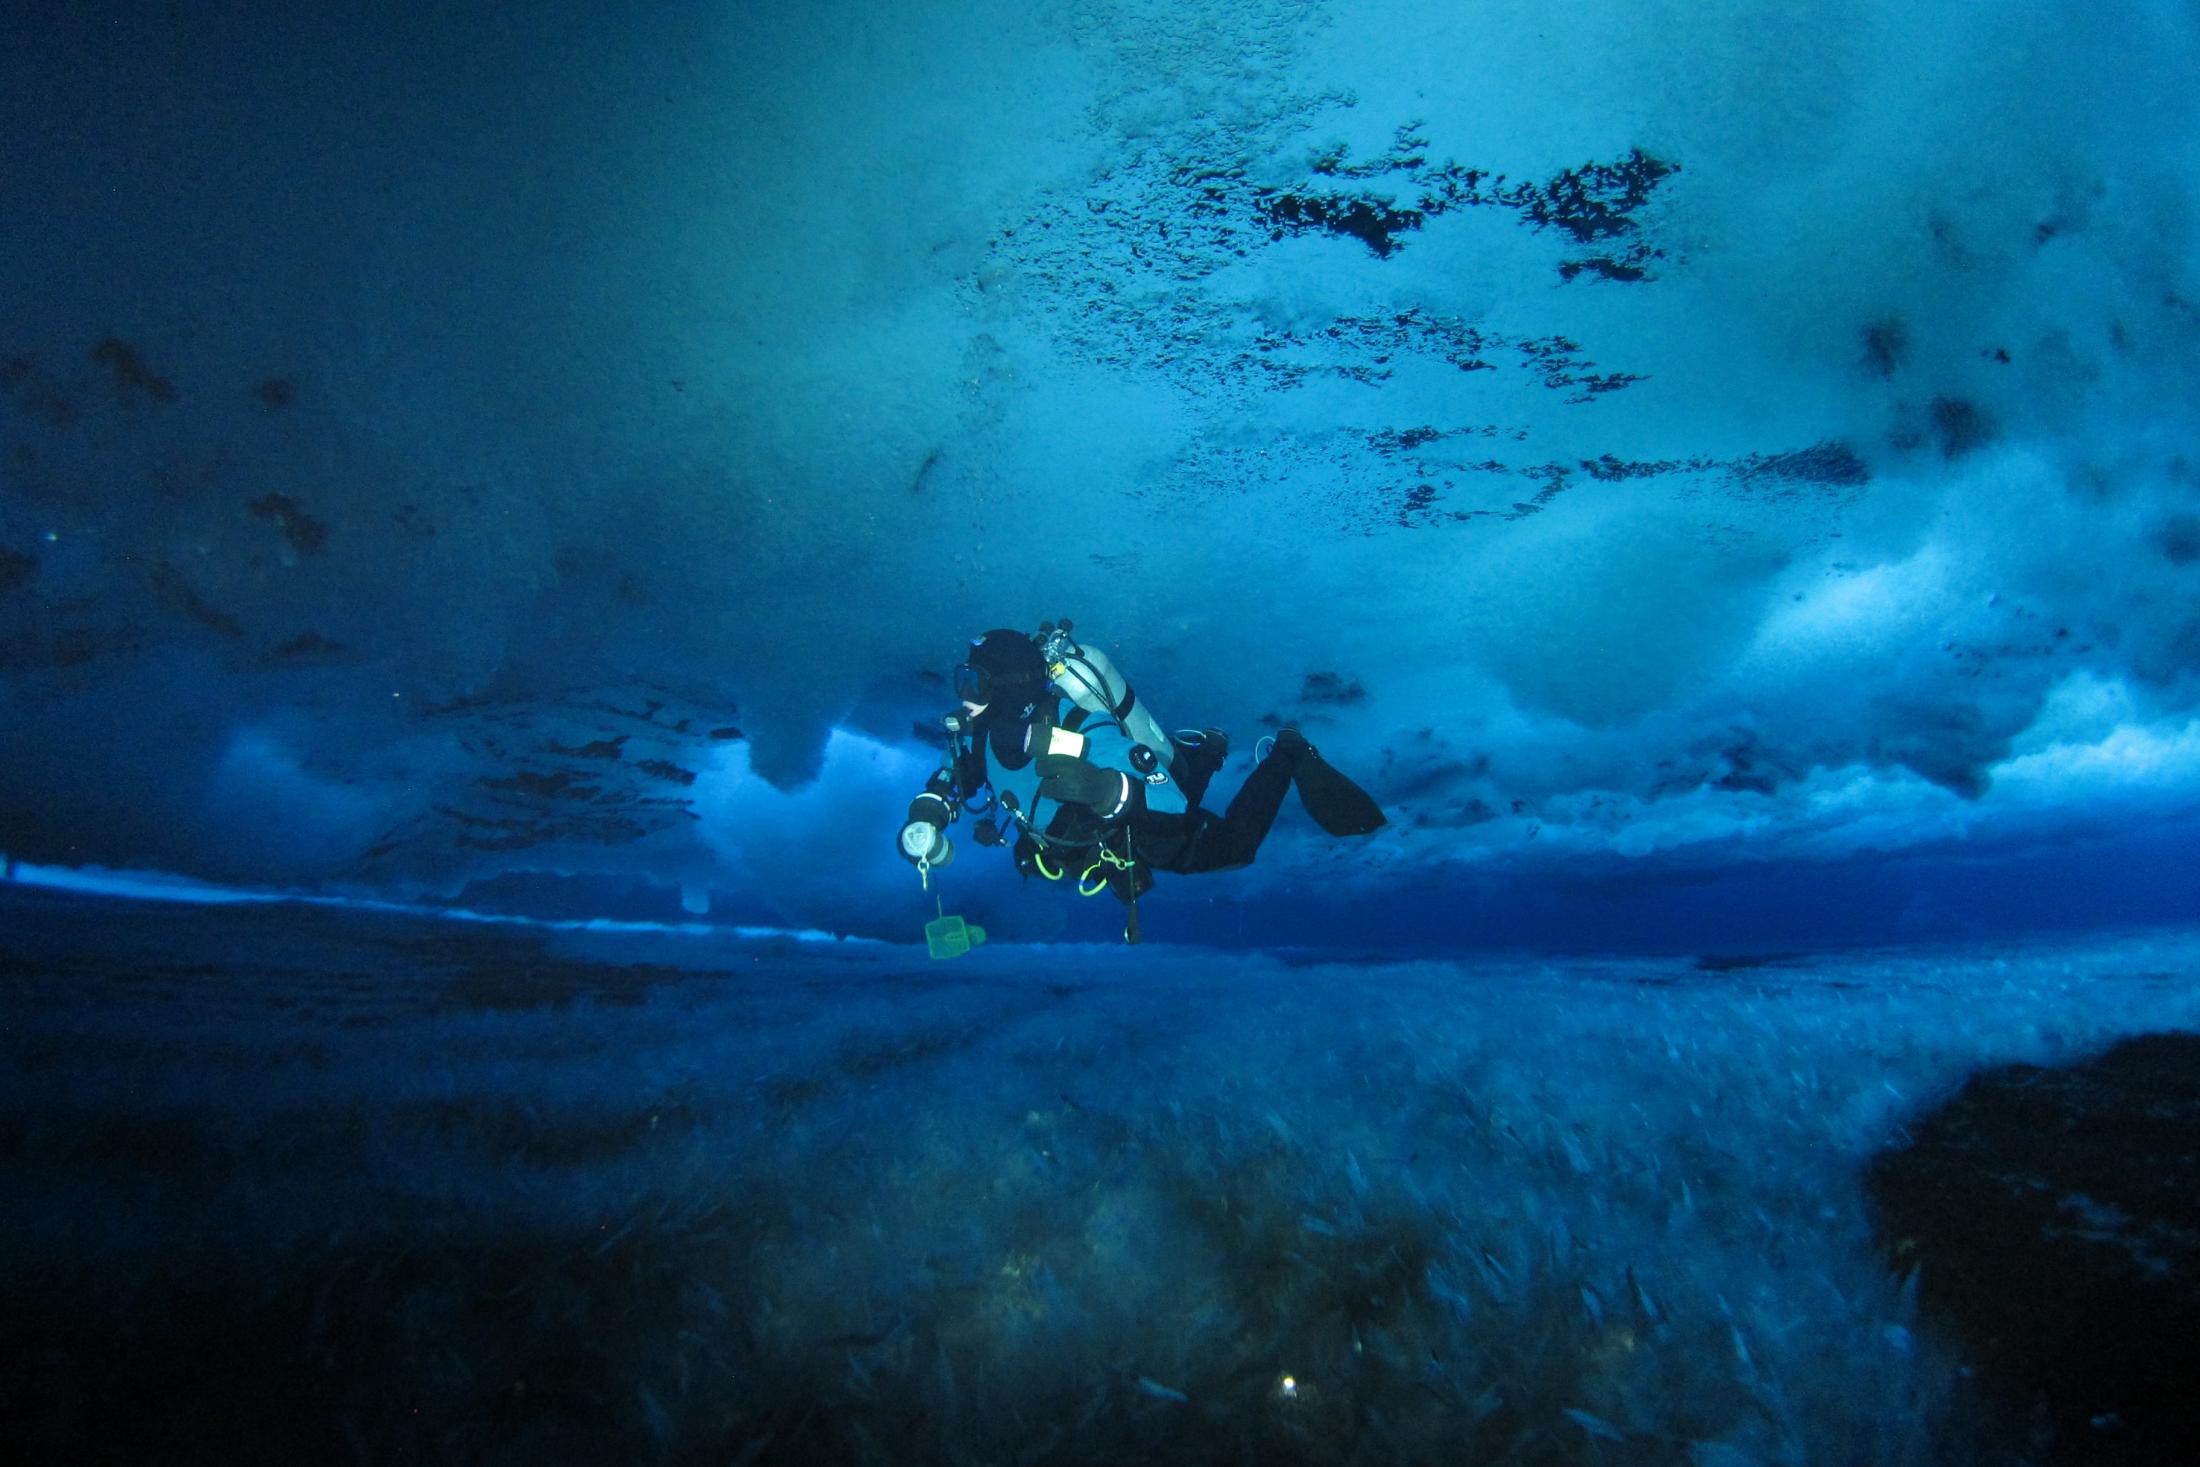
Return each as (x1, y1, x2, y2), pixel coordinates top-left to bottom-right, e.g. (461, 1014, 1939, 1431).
(896, 621, 1385, 944)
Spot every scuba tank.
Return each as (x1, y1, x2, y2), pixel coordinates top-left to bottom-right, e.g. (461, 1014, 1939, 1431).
(1038, 619, 1174, 770)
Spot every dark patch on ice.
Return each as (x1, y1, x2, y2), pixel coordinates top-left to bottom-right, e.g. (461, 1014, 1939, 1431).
(1556, 254, 1651, 283)
(255, 376, 296, 408)
(0, 547, 34, 594)
(1731, 441, 1871, 487)
(90, 336, 177, 405)
(1391, 481, 1440, 524)
(912, 446, 943, 494)
(1867, 1031, 2200, 1463)
(1, 354, 80, 427)
(1299, 671, 1367, 706)
(1281, 135, 1680, 276)
(1368, 426, 1443, 452)
(445, 789, 650, 850)
(249, 493, 329, 555)
(267, 632, 347, 662)
(1708, 734, 1800, 797)
(1713, 764, 1779, 797)
(479, 770, 600, 801)
(1403, 796, 1501, 830)
(382, 688, 731, 861)
(1862, 319, 1907, 378)
(147, 563, 243, 637)
(1345, 436, 1868, 533)
(1247, 311, 1644, 406)
(1263, 314, 1442, 382)
(1870, 697, 1998, 799)
(1579, 454, 1681, 481)
(0, 624, 144, 671)
(1489, 149, 1680, 245)
(548, 737, 628, 760)
(1692, 952, 1804, 973)
(1258, 189, 1424, 258)
(2156, 514, 2200, 566)
(1929, 396, 1995, 459)
(993, 117, 1675, 438)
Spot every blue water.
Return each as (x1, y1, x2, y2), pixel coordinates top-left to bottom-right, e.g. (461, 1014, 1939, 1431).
(6, 0, 2200, 1459)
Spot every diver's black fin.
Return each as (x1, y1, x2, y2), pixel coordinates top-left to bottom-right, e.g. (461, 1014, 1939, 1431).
(1292, 748, 1387, 836)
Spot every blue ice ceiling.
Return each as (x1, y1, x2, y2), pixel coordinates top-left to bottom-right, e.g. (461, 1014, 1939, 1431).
(3, 0, 2198, 943)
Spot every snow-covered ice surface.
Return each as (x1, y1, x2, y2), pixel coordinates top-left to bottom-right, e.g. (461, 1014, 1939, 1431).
(7, 884, 2196, 1464)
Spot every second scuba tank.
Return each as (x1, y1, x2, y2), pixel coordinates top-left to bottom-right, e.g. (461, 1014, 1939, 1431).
(1038, 620, 1175, 769)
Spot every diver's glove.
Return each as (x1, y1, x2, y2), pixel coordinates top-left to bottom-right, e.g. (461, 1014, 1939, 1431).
(1036, 752, 1135, 819)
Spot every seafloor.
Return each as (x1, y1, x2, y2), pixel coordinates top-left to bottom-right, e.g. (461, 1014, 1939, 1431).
(4, 884, 2196, 1465)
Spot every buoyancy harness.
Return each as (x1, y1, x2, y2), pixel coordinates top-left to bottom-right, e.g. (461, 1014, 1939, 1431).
(994, 719, 1155, 907)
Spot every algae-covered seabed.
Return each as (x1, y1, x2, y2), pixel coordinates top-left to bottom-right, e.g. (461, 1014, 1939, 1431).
(6, 886, 2196, 1465)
